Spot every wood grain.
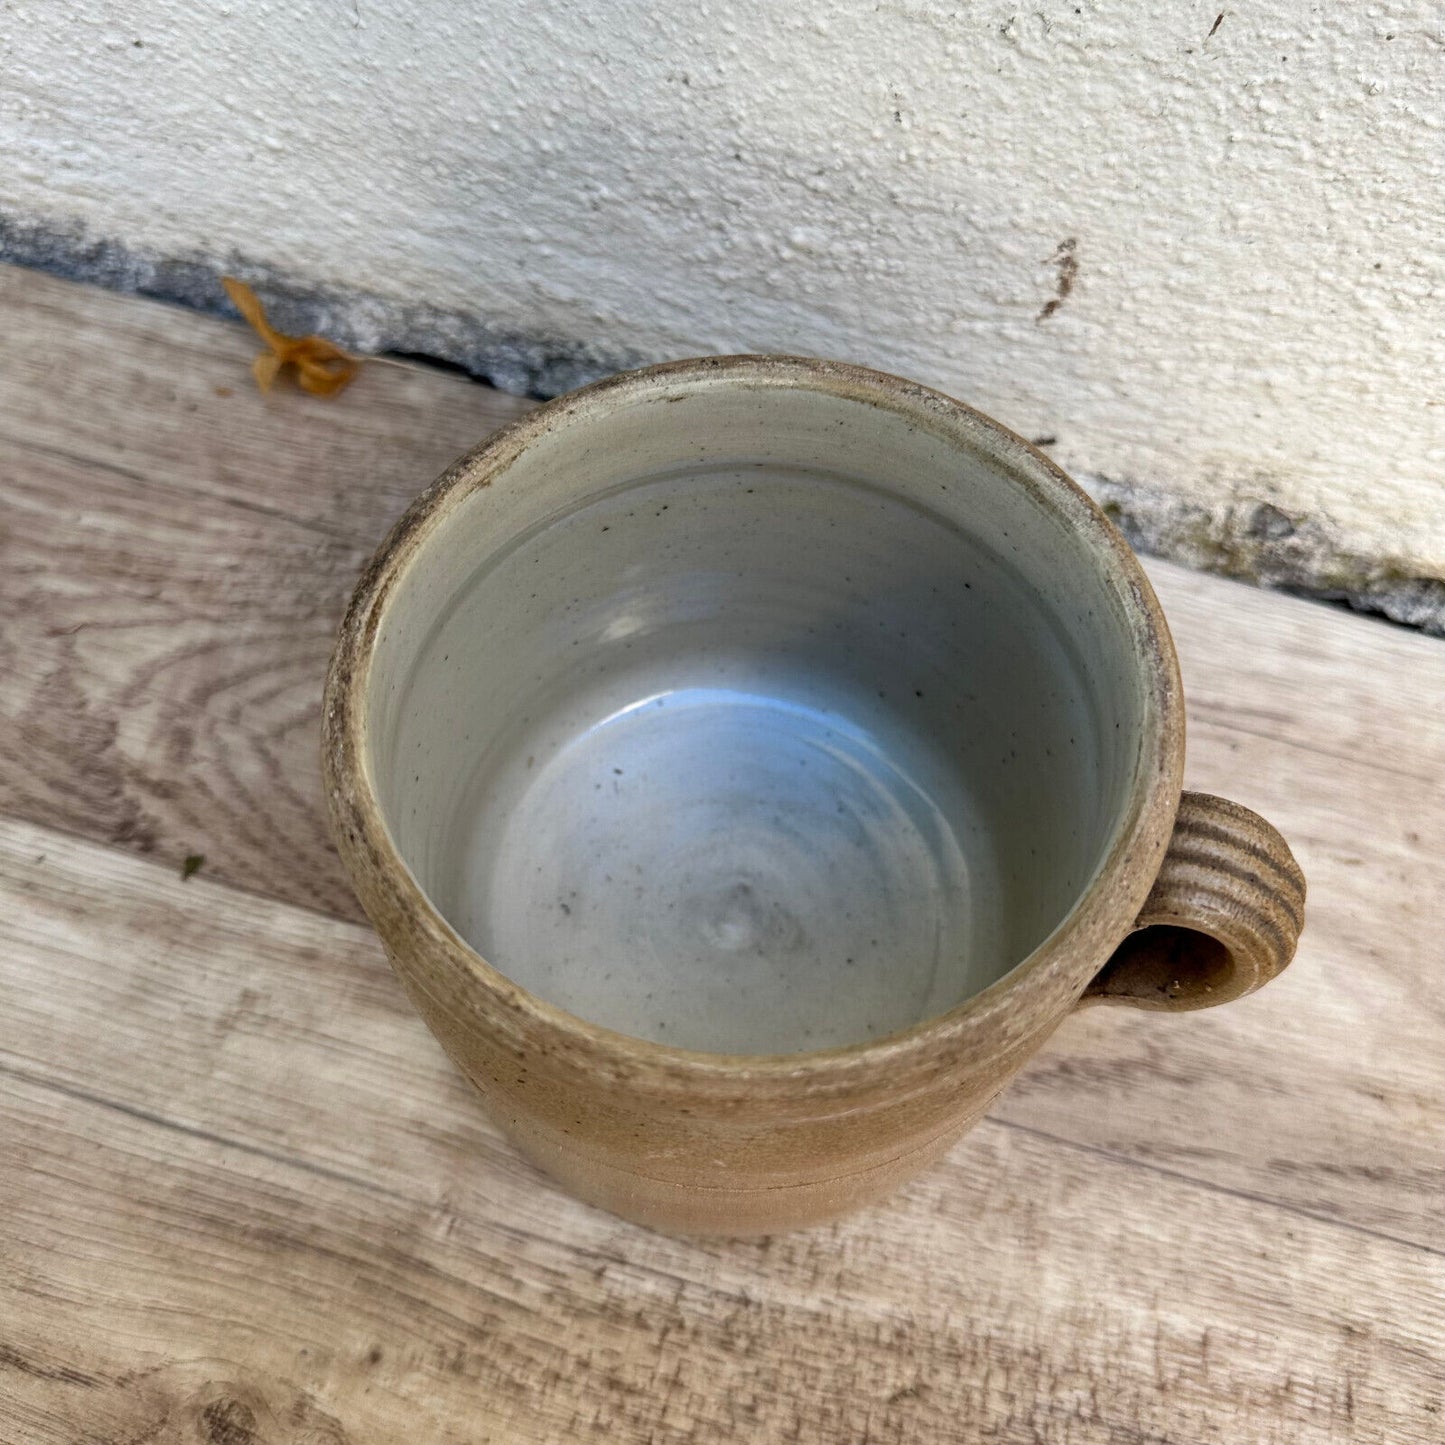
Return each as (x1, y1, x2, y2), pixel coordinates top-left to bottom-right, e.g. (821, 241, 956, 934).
(0, 264, 530, 919)
(2, 263, 1444, 1441)
(3, 819, 1442, 1445)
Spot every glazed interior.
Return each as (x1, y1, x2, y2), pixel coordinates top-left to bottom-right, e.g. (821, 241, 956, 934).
(364, 366, 1154, 1054)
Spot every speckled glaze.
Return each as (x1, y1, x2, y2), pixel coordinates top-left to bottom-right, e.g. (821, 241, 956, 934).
(324, 356, 1304, 1235)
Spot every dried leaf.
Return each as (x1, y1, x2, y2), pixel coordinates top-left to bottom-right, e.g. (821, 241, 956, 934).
(288, 334, 359, 395)
(222, 276, 280, 345)
(223, 276, 364, 398)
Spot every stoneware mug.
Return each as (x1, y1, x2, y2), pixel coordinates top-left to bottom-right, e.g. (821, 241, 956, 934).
(324, 356, 1305, 1235)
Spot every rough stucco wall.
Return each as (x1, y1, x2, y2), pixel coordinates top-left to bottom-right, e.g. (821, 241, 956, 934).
(2, 1, 1442, 624)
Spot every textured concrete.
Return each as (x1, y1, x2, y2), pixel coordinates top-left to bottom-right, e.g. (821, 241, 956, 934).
(2, 1, 1441, 628)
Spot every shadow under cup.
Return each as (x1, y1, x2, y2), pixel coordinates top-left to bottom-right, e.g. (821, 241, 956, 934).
(365, 373, 1149, 1056)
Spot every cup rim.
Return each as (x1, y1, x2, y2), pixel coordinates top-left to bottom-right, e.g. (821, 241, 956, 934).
(324, 354, 1185, 1096)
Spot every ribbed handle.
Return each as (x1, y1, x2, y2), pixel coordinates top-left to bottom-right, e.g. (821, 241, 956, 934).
(1084, 792, 1306, 1010)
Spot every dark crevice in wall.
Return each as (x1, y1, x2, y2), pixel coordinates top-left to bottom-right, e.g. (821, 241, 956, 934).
(0, 210, 640, 400)
(3, 209, 1441, 639)
(1084, 477, 1445, 638)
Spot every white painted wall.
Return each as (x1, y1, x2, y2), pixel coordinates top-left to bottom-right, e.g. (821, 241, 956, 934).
(2, 1, 1442, 607)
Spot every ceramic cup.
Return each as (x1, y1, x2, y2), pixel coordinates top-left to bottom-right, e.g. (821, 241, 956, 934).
(324, 356, 1305, 1235)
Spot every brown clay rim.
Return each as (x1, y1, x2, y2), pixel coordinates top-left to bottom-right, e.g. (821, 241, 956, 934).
(323, 355, 1185, 1097)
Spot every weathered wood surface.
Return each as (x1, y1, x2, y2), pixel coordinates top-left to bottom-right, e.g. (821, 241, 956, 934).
(1, 264, 1443, 1442)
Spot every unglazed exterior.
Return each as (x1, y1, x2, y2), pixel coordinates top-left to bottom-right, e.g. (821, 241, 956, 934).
(323, 356, 1305, 1235)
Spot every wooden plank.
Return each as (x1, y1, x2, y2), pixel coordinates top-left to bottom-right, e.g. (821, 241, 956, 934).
(0, 435, 363, 916)
(0, 436, 354, 915)
(2, 819, 1441, 1444)
(0, 264, 529, 918)
(2, 262, 1441, 899)
(2, 265, 1444, 1258)
(1151, 560, 1445, 782)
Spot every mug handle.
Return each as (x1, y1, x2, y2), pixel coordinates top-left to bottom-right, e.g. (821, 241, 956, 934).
(1082, 792, 1305, 1010)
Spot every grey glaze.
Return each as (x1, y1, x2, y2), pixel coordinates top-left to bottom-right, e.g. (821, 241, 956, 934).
(366, 376, 1145, 1054)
